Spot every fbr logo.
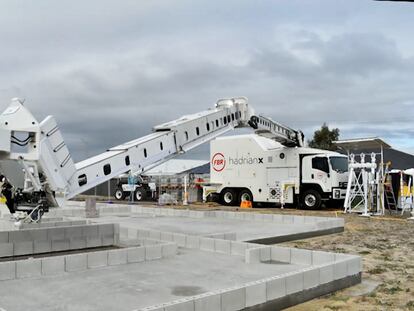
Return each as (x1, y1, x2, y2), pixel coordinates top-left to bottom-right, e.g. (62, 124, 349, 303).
(212, 152, 226, 172)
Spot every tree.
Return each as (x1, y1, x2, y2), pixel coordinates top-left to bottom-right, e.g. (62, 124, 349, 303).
(308, 123, 340, 151)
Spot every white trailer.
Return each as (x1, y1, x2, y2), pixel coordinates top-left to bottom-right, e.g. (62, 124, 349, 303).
(204, 134, 349, 209)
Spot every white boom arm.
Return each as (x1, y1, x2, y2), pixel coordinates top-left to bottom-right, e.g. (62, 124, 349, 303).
(0, 97, 253, 207)
(248, 115, 304, 147)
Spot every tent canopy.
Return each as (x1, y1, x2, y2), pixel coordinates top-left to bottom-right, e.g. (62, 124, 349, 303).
(333, 137, 391, 151)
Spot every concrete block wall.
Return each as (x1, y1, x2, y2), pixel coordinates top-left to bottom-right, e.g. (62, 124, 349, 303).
(0, 223, 120, 257)
(0, 241, 178, 282)
(20, 220, 88, 229)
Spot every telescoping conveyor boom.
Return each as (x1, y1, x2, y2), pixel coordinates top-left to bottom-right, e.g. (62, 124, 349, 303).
(0, 97, 253, 208)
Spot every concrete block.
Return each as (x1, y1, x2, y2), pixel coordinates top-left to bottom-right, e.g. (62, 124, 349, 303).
(14, 241, 34, 256)
(303, 267, 320, 290)
(194, 292, 221, 311)
(266, 276, 286, 301)
(164, 299, 194, 311)
(9, 230, 32, 242)
(87, 251, 108, 268)
(0, 231, 8, 243)
(102, 235, 115, 246)
(16, 258, 42, 279)
(285, 271, 304, 295)
(137, 230, 149, 239)
(69, 237, 87, 250)
(173, 233, 186, 247)
(146, 245, 162, 261)
(200, 238, 215, 252)
(0, 242, 13, 257)
(186, 236, 200, 249)
(312, 250, 335, 265)
(65, 226, 83, 239)
(224, 232, 236, 241)
(271, 247, 291, 263)
(0, 261, 15, 281)
(272, 214, 283, 223)
(86, 236, 102, 248)
(108, 249, 127, 266)
(127, 247, 145, 263)
(260, 247, 271, 262)
(56, 221, 72, 227)
(245, 281, 266, 308)
(347, 256, 362, 276)
(28, 229, 48, 241)
(160, 232, 174, 242)
(65, 254, 87, 272)
(291, 248, 312, 265)
(120, 227, 128, 238)
(319, 264, 334, 284)
(262, 214, 273, 222)
(215, 239, 231, 254)
(51, 239, 70, 252)
(221, 287, 245, 311)
(128, 228, 138, 239)
(334, 260, 348, 280)
(47, 227, 65, 240)
(41, 256, 65, 276)
(162, 243, 177, 258)
(253, 213, 264, 222)
(282, 215, 294, 224)
(34, 240, 52, 254)
(231, 241, 247, 256)
(246, 248, 261, 264)
(149, 230, 161, 240)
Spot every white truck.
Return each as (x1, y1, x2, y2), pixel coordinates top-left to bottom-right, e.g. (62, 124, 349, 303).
(204, 117, 349, 209)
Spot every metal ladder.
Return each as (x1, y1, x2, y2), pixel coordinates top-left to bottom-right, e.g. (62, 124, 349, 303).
(384, 182, 397, 212)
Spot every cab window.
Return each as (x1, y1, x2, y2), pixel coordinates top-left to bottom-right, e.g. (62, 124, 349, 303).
(312, 157, 329, 173)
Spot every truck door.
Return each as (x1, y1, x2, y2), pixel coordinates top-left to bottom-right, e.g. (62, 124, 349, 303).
(301, 156, 331, 192)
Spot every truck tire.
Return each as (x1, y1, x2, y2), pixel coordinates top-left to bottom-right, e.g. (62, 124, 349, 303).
(135, 189, 146, 201)
(221, 189, 238, 206)
(300, 189, 322, 209)
(239, 189, 253, 203)
(114, 188, 126, 200)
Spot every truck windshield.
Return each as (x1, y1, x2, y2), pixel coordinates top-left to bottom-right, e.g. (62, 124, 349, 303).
(330, 157, 348, 173)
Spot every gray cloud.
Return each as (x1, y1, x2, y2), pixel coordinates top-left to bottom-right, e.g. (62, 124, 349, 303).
(0, 0, 414, 161)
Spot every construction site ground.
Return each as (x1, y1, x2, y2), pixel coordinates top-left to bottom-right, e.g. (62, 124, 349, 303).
(180, 202, 414, 311)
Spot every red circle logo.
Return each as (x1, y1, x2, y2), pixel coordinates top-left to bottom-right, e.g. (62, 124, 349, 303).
(212, 152, 226, 172)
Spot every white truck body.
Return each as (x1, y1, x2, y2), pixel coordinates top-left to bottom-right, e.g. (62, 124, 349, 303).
(206, 134, 348, 208)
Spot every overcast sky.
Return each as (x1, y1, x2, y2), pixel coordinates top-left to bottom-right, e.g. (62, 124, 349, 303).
(1, 0, 414, 161)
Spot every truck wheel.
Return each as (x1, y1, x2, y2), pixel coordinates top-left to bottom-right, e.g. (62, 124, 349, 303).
(135, 189, 146, 201)
(114, 189, 126, 200)
(301, 190, 322, 209)
(239, 189, 253, 203)
(221, 189, 238, 206)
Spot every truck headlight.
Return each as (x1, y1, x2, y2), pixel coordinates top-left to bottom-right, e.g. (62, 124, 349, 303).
(335, 190, 340, 199)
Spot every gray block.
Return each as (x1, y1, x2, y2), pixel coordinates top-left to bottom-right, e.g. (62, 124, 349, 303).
(146, 245, 162, 261)
(271, 247, 291, 263)
(120, 227, 128, 238)
(194, 292, 221, 311)
(160, 232, 174, 242)
(200, 238, 215, 252)
(312, 250, 335, 265)
(128, 228, 138, 239)
(0, 242, 13, 257)
(291, 248, 312, 265)
(266, 276, 286, 300)
(221, 287, 245, 311)
(65, 254, 87, 272)
(14, 241, 34, 256)
(162, 243, 177, 258)
(282, 215, 294, 224)
(47, 227, 65, 240)
(215, 239, 231, 254)
(64, 226, 83, 239)
(173, 233, 186, 247)
(42, 256, 65, 276)
(0, 261, 15, 281)
(231, 241, 247, 256)
(245, 248, 260, 264)
(285, 271, 304, 295)
(272, 214, 283, 223)
(69, 237, 87, 250)
(186, 236, 200, 249)
(34, 240, 52, 254)
(149, 231, 161, 240)
(245, 281, 266, 308)
(334, 260, 348, 280)
(303, 267, 320, 290)
(0, 231, 8, 243)
(260, 247, 271, 261)
(86, 236, 102, 248)
(347, 256, 362, 275)
(108, 249, 127, 266)
(164, 299, 194, 311)
(319, 264, 334, 284)
(102, 235, 115, 246)
(87, 251, 108, 268)
(83, 225, 99, 238)
(98, 224, 114, 236)
(51, 239, 70, 252)
(127, 247, 145, 263)
(16, 259, 42, 279)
